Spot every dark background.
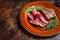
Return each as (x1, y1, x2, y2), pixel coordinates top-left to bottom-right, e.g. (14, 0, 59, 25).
(0, 0, 60, 40)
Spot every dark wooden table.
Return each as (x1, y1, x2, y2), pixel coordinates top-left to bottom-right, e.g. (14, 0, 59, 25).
(0, 0, 60, 40)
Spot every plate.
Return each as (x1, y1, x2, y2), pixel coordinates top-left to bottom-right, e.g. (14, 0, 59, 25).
(19, 1, 60, 37)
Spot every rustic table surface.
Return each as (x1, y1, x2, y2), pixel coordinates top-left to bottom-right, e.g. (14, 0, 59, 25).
(0, 0, 60, 40)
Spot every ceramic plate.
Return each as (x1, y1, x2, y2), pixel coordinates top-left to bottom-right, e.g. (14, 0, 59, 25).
(19, 1, 60, 37)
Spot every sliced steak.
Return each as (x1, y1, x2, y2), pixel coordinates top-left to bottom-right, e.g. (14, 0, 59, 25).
(29, 18, 46, 27)
(37, 11, 48, 24)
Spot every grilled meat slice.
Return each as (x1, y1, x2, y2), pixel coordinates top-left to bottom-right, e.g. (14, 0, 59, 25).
(27, 13, 34, 20)
(29, 18, 46, 27)
(32, 9, 38, 15)
(41, 7, 56, 19)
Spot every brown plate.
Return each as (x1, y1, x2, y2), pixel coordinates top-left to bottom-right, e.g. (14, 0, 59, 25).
(19, 1, 60, 37)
